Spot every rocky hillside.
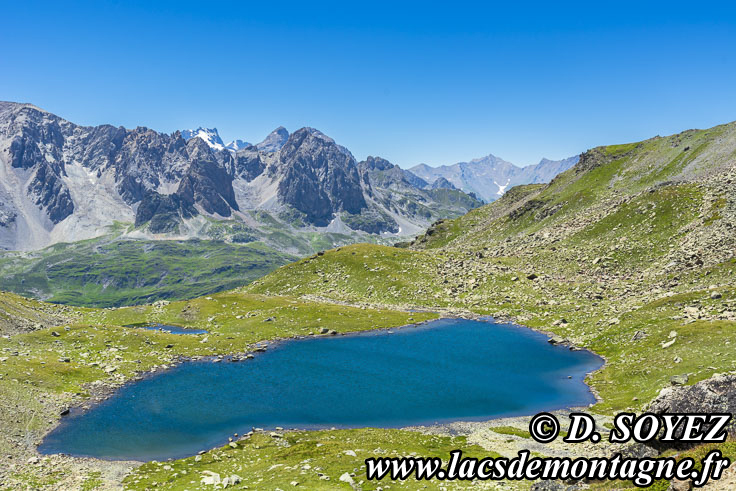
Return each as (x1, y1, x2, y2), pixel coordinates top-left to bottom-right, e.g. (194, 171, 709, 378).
(0, 290, 74, 335)
(409, 153, 579, 202)
(412, 122, 736, 266)
(0, 102, 481, 252)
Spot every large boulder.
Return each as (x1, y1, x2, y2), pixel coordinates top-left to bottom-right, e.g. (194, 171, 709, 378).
(647, 373, 736, 450)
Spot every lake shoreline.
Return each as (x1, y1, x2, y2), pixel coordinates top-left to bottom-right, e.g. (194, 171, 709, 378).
(37, 312, 605, 463)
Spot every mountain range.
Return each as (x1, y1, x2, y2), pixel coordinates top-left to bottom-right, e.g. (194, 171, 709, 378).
(184, 126, 579, 205)
(409, 154, 579, 202)
(0, 102, 484, 252)
(179, 126, 291, 153)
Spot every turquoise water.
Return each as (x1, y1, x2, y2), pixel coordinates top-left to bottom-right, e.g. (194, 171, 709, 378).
(125, 323, 208, 335)
(39, 319, 602, 461)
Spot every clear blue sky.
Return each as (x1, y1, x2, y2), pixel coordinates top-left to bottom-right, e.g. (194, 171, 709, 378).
(2, 1, 735, 167)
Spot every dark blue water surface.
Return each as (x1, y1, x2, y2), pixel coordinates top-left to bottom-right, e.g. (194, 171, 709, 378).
(125, 323, 208, 335)
(40, 319, 602, 461)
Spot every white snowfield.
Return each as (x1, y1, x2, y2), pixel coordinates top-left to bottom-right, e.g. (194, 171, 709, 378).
(181, 128, 226, 151)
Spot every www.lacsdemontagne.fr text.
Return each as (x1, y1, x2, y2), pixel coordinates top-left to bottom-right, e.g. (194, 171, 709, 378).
(366, 412, 733, 487)
(366, 449, 730, 487)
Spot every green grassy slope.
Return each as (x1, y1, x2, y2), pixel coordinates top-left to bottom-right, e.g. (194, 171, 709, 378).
(0, 238, 296, 307)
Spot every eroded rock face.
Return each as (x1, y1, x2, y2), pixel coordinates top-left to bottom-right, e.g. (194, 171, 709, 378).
(0, 103, 240, 244)
(111, 127, 191, 204)
(276, 128, 366, 226)
(27, 162, 74, 223)
(234, 148, 267, 182)
(134, 191, 196, 233)
(176, 139, 238, 217)
(0, 104, 193, 241)
(4, 105, 75, 224)
(647, 373, 736, 450)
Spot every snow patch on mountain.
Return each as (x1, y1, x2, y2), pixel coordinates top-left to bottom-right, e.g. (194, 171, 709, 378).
(494, 178, 511, 195)
(181, 127, 225, 151)
(408, 154, 579, 202)
(225, 139, 250, 152)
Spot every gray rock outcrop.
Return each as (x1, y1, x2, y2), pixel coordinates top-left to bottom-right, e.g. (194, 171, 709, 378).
(647, 373, 736, 449)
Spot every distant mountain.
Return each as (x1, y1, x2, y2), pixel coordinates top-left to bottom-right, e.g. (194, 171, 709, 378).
(0, 102, 481, 251)
(225, 139, 250, 152)
(256, 126, 289, 152)
(224, 127, 289, 153)
(408, 154, 579, 202)
(182, 129, 252, 153)
(181, 127, 225, 151)
(430, 177, 457, 190)
(181, 126, 289, 154)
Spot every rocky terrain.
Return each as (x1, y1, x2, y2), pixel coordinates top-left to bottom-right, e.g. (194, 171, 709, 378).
(0, 102, 487, 306)
(409, 153, 579, 202)
(0, 102, 482, 252)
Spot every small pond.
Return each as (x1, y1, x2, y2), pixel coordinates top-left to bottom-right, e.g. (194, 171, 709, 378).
(125, 323, 208, 335)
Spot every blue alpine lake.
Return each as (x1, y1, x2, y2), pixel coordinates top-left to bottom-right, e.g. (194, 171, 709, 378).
(39, 318, 602, 461)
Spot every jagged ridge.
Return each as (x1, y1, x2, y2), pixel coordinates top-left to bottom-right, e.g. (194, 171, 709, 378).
(0, 102, 482, 251)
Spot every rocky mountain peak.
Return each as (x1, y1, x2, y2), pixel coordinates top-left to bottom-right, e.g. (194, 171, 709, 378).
(225, 139, 250, 152)
(361, 156, 394, 171)
(181, 127, 225, 151)
(466, 153, 510, 167)
(0, 102, 491, 250)
(276, 127, 365, 225)
(431, 177, 457, 190)
(256, 126, 289, 152)
(185, 134, 217, 159)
